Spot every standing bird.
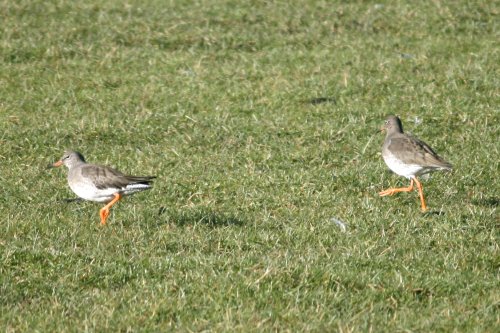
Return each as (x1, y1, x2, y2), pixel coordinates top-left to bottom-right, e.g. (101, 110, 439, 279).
(51, 150, 155, 225)
(379, 116, 452, 212)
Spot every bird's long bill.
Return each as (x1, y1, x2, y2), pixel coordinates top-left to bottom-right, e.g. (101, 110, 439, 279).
(50, 160, 63, 168)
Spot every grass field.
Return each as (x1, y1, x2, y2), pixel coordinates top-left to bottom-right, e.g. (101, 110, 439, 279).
(0, 0, 498, 331)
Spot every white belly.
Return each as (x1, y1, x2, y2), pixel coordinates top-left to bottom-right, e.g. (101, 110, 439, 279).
(68, 180, 116, 202)
(68, 179, 150, 202)
(383, 152, 423, 179)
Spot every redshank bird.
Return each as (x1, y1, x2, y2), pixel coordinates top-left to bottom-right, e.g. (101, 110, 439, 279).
(51, 150, 155, 225)
(379, 115, 452, 212)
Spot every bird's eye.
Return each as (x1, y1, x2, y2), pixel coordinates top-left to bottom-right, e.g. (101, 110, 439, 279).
(63, 155, 70, 160)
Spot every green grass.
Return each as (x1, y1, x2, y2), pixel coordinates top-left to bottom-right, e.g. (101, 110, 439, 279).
(1, 0, 498, 331)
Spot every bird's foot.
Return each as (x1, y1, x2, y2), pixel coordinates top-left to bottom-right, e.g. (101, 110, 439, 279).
(379, 188, 397, 196)
(378, 186, 414, 197)
(99, 208, 110, 225)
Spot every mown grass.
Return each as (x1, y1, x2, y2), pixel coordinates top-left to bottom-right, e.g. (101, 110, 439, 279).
(0, 0, 498, 331)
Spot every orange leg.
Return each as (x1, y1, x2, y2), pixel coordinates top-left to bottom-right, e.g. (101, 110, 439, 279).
(414, 178, 428, 212)
(379, 179, 414, 197)
(99, 193, 122, 225)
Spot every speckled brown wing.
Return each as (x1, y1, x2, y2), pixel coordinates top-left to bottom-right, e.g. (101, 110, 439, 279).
(80, 165, 129, 189)
(386, 133, 452, 170)
(80, 165, 155, 190)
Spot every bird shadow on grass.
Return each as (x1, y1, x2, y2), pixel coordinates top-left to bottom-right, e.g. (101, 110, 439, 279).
(157, 207, 245, 228)
(423, 210, 446, 217)
(61, 197, 84, 203)
(304, 96, 337, 105)
(471, 197, 499, 208)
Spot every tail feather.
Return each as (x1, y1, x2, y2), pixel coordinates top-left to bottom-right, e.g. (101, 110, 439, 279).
(123, 176, 155, 194)
(125, 183, 153, 191)
(436, 161, 452, 171)
(427, 154, 452, 171)
(125, 175, 156, 185)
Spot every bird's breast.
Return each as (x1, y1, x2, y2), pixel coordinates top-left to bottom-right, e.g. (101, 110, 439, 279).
(68, 177, 115, 202)
(382, 151, 423, 178)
